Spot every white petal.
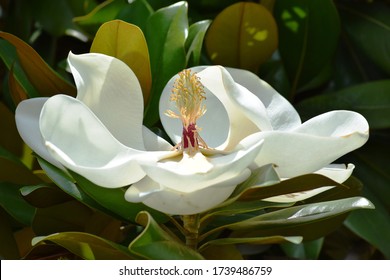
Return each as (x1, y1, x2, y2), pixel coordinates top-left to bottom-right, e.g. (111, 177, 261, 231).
(253, 111, 369, 178)
(68, 52, 145, 150)
(225, 67, 302, 131)
(140, 134, 264, 192)
(15, 98, 63, 169)
(314, 163, 354, 183)
(39, 94, 172, 188)
(198, 66, 272, 150)
(142, 126, 173, 151)
(125, 170, 251, 215)
(263, 187, 334, 203)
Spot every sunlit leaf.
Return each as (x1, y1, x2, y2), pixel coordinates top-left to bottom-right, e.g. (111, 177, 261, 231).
(144, 1, 188, 126)
(0, 32, 76, 97)
(274, 0, 340, 99)
(73, 0, 128, 35)
(32, 232, 134, 260)
(205, 2, 278, 72)
(185, 20, 211, 67)
(202, 197, 374, 241)
(117, 0, 154, 32)
(91, 20, 152, 104)
(296, 80, 390, 129)
(129, 211, 204, 260)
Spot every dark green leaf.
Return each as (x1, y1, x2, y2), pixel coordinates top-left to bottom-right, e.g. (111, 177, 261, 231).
(20, 185, 73, 208)
(32, 200, 94, 236)
(338, 2, 390, 76)
(129, 211, 204, 260)
(280, 238, 323, 259)
(144, 1, 188, 126)
(0, 183, 36, 226)
(0, 209, 20, 259)
(296, 80, 390, 129)
(274, 0, 340, 99)
(117, 0, 154, 32)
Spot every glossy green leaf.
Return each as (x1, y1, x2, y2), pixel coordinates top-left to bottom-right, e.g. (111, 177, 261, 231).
(239, 173, 346, 202)
(296, 80, 390, 129)
(0, 183, 36, 226)
(0, 39, 39, 101)
(73, 0, 128, 35)
(205, 2, 278, 72)
(274, 0, 340, 99)
(117, 0, 154, 32)
(129, 211, 204, 260)
(203, 197, 374, 241)
(185, 20, 211, 67)
(200, 235, 302, 252)
(90, 20, 152, 104)
(32, 232, 134, 260)
(70, 171, 167, 224)
(0, 32, 76, 98)
(144, 1, 188, 126)
(281, 238, 324, 259)
(338, 3, 390, 76)
(343, 132, 390, 258)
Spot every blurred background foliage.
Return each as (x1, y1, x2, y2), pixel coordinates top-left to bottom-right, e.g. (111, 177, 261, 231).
(0, 0, 389, 259)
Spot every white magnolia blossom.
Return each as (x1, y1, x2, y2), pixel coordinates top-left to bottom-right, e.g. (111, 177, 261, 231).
(15, 52, 369, 215)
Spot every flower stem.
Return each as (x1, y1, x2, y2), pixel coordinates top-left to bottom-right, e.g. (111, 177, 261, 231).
(182, 214, 200, 250)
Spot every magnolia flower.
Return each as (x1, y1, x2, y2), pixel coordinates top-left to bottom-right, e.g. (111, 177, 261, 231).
(15, 52, 369, 215)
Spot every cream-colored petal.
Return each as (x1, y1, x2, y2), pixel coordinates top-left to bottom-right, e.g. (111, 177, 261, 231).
(125, 170, 251, 215)
(15, 98, 62, 169)
(253, 111, 369, 178)
(225, 67, 301, 131)
(140, 135, 264, 192)
(68, 52, 145, 150)
(40, 94, 174, 188)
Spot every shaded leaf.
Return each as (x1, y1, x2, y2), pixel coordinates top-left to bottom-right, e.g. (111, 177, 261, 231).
(274, 0, 340, 98)
(129, 211, 203, 260)
(200, 235, 302, 252)
(296, 80, 390, 129)
(0, 183, 36, 226)
(0, 209, 20, 259)
(0, 102, 23, 156)
(0, 32, 76, 97)
(20, 184, 73, 208)
(91, 20, 152, 104)
(32, 200, 94, 236)
(201, 244, 243, 260)
(280, 238, 324, 259)
(205, 2, 278, 72)
(144, 1, 188, 126)
(32, 232, 134, 260)
(338, 2, 390, 76)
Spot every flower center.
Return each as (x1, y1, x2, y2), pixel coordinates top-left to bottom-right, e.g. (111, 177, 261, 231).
(166, 69, 207, 154)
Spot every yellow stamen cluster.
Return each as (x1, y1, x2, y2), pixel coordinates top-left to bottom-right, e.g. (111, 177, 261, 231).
(166, 69, 206, 128)
(165, 69, 208, 153)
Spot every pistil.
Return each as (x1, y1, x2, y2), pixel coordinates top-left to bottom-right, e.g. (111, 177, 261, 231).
(166, 69, 207, 154)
